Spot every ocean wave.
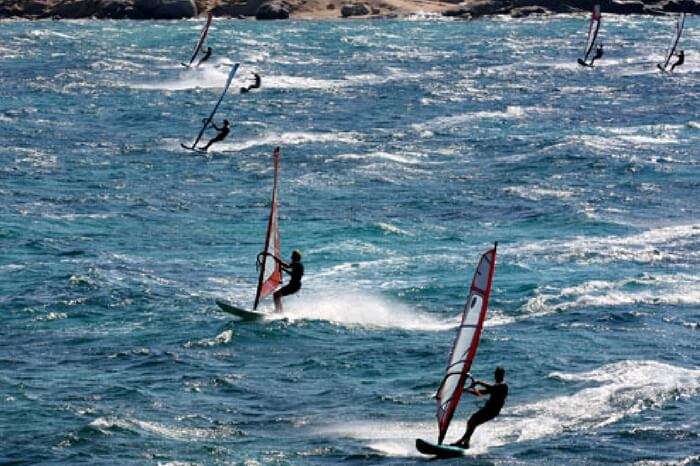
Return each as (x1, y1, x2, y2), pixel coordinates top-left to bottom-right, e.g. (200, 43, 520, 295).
(88, 416, 238, 441)
(201, 131, 361, 154)
(512, 223, 700, 265)
(184, 330, 233, 348)
(503, 185, 578, 201)
(521, 273, 700, 314)
(411, 105, 542, 133)
(270, 291, 454, 332)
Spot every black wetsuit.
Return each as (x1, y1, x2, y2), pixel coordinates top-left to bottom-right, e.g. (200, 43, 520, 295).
(277, 262, 304, 296)
(197, 49, 212, 66)
(671, 52, 684, 72)
(241, 73, 262, 93)
(589, 47, 603, 66)
(202, 124, 229, 151)
(473, 383, 508, 421)
(460, 382, 508, 447)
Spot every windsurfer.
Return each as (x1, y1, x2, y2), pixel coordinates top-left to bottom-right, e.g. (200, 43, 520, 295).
(197, 47, 213, 66)
(201, 119, 230, 152)
(241, 73, 262, 93)
(451, 367, 508, 449)
(266, 250, 303, 312)
(588, 43, 604, 66)
(670, 50, 684, 72)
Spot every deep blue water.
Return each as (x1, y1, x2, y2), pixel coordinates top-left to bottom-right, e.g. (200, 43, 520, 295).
(1, 14, 699, 465)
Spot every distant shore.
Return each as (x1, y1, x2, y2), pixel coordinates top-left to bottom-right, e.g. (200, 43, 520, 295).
(1, 0, 699, 21)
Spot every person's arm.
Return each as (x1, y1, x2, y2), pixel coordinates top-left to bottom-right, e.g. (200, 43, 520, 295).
(466, 387, 481, 397)
(471, 381, 494, 397)
(262, 252, 289, 269)
(211, 122, 221, 131)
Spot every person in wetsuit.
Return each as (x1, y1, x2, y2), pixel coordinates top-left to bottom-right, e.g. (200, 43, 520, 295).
(670, 50, 685, 72)
(197, 47, 212, 67)
(271, 250, 304, 312)
(589, 43, 604, 66)
(241, 73, 262, 93)
(452, 366, 508, 449)
(201, 119, 230, 152)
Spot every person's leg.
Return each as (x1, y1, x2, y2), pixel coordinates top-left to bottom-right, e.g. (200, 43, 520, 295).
(454, 409, 495, 448)
(274, 284, 300, 313)
(273, 290, 282, 312)
(202, 134, 223, 151)
(202, 138, 215, 151)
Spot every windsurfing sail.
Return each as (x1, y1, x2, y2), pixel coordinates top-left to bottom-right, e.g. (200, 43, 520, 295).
(184, 12, 213, 67)
(659, 13, 686, 71)
(182, 63, 239, 150)
(435, 243, 498, 445)
(582, 4, 602, 62)
(253, 147, 283, 310)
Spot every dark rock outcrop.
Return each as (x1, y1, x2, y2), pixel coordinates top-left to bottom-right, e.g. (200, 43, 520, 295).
(1, 0, 699, 20)
(340, 2, 369, 17)
(443, 0, 700, 19)
(510, 5, 549, 17)
(255, 0, 290, 19)
(212, 0, 262, 17)
(134, 0, 197, 18)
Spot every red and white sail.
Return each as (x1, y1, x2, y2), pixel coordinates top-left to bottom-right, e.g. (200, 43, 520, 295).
(582, 4, 602, 62)
(436, 244, 497, 444)
(253, 147, 282, 310)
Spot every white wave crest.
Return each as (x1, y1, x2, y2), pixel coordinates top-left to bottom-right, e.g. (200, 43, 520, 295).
(269, 290, 454, 331)
(513, 223, 700, 265)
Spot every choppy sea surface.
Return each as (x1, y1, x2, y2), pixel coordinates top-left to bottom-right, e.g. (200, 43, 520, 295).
(1, 14, 699, 465)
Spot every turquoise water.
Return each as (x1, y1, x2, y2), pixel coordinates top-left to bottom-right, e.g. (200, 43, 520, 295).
(1, 15, 699, 465)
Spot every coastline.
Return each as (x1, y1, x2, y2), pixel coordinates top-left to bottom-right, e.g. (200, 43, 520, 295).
(1, 0, 699, 21)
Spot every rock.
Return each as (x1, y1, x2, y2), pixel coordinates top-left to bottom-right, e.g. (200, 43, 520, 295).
(340, 2, 369, 17)
(510, 5, 550, 17)
(52, 0, 100, 18)
(20, 0, 50, 16)
(212, 0, 261, 17)
(255, 0, 290, 19)
(606, 1, 646, 14)
(134, 0, 197, 19)
(662, 0, 700, 13)
(99, 0, 144, 18)
(442, 7, 468, 17)
(326, 2, 335, 9)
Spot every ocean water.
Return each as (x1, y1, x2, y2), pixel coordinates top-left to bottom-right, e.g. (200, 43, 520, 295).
(1, 13, 699, 465)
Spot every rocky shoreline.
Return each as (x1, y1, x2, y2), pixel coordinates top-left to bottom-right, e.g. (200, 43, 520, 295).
(1, 0, 698, 21)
